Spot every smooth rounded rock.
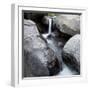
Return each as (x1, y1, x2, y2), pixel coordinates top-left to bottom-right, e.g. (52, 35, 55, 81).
(62, 34, 80, 73)
(53, 14, 80, 36)
(24, 19, 62, 77)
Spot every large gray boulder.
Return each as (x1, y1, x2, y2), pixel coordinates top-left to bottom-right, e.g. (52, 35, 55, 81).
(62, 34, 80, 73)
(24, 19, 61, 77)
(54, 14, 80, 36)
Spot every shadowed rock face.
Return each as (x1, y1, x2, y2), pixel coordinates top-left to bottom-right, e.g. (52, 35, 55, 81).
(62, 34, 80, 73)
(24, 12, 47, 22)
(24, 19, 62, 77)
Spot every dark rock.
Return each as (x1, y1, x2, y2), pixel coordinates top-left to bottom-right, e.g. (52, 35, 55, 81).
(42, 16, 55, 26)
(24, 19, 62, 77)
(41, 16, 56, 33)
(24, 12, 49, 33)
(42, 16, 49, 25)
(24, 12, 47, 22)
(62, 34, 80, 73)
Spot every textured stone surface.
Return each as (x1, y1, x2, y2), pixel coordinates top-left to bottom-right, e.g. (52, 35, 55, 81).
(62, 34, 80, 73)
(54, 14, 80, 36)
(24, 19, 62, 77)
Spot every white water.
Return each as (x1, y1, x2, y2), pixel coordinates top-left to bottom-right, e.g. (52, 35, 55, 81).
(42, 18, 52, 38)
(48, 18, 52, 35)
(42, 34, 78, 76)
(43, 37, 77, 76)
(58, 64, 77, 76)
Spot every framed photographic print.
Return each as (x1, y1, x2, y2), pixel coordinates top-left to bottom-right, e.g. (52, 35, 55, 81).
(11, 4, 87, 87)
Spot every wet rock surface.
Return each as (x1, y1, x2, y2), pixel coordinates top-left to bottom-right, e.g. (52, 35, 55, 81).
(24, 19, 62, 77)
(62, 34, 80, 73)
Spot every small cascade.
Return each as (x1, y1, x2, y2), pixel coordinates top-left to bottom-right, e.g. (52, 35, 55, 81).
(42, 16, 56, 38)
(48, 18, 52, 35)
(42, 17, 52, 39)
(41, 16, 78, 76)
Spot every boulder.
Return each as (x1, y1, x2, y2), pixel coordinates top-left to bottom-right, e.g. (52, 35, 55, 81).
(53, 14, 80, 36)
(62, 34, 80, 73)
(24, 19, 62, 77)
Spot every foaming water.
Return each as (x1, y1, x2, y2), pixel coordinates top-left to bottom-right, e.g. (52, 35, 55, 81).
(42, 33, 77, 76)
(41, 17, 77, 76)
(48, 18, 52, 35)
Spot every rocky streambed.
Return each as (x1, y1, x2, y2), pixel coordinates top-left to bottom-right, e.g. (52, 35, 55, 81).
(23, 13, 80, 77)
(42, 32, 80, 76)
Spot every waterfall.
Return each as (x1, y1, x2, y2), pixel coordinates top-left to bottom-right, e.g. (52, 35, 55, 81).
(42, 18, 52, 38)
(48, 18, 52, 35)
(42, 16, 56, 39)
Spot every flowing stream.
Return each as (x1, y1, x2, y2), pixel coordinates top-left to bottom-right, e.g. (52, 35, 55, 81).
(42, 17, 78, 76)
